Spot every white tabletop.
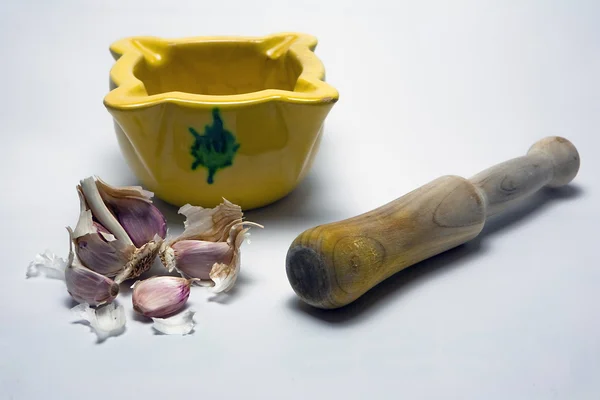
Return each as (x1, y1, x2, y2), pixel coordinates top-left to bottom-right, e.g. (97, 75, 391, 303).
(2, 1, 599, 399)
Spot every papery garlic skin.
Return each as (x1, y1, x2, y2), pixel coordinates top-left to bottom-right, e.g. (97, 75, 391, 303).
(152, 310, 196, 335)
(26, 250, 67, 280)
(132, 276, 191, 318)
(72, 302, 126, 342)
(209, 223, 255, 293)
(175, 200, 243, 243)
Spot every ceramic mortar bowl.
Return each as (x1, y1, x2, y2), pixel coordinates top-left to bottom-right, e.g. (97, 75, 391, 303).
(104, 32, 338, 210)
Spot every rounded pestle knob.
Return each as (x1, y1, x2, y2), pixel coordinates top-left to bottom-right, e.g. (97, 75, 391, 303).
(527, 136, 580, 188)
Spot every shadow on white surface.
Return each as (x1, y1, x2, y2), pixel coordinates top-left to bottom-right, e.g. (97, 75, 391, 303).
(130, 302, 193, 324)
(131, 311, 153, 324)
(243, 131, 351, 227)
(245, 172, 340, 225)
(205, 273, 254, 304)
(207, 290, 239, 304)
(63, 297, 79, 309)
(286, 184, 584, 325)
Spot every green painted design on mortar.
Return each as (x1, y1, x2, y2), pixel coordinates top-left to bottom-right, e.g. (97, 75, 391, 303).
(189, 108, 240, 184)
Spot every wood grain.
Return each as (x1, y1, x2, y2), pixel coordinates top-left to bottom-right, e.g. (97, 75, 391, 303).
(286, 136, 580, 309)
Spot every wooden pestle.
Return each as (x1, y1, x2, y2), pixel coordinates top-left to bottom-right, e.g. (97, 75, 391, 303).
(286, 136, 580, 309)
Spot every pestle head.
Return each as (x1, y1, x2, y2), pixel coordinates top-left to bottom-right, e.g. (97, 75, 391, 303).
(286, 245, 334, 309)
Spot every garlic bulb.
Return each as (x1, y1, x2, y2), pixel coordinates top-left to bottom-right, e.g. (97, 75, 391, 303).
(159, 200, 262, 293)
(132, 276, 195, 318)
(64, 176, 168, 305)
(69, 177, 167, 284)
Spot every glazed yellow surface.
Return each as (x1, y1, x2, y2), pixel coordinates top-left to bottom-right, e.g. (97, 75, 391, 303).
(104, 33, 338, 209)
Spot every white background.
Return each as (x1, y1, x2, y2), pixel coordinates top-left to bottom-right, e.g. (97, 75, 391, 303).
(1, 0, 599, 399)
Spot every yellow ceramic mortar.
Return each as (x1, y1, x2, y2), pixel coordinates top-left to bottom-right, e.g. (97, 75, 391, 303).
(104, 32, 338, 209)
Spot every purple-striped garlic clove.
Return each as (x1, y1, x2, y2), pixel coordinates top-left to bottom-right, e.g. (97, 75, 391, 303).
(158, 199, 263, 292)
(132, 276, 192, 318)
(65, 260, 120, 306)
(164, 240, 233, 280)
(95, 178, 167, 248)
(74, 233, 134, 277)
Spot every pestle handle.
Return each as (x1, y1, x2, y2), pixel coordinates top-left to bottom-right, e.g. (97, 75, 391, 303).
(470, 136, 580, 216)
(285, 137, 580, 309)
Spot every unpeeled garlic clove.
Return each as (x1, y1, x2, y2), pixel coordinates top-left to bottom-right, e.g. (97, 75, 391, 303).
(74, 233, 133, 277)
(132, 276, 193, 318)
(65, 260, 120, 306)
(166, 240, 232, 279)
(158, 200, 244, 280)
(159, 200, 262, 292)
(96, 178, 167, 248)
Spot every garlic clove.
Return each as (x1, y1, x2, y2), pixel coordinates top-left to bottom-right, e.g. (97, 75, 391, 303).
(95, 178, 167, 248)
(65, 260, 120, 306)
(132, 276, 192, 318)
(74, 233, 134, 277)
(65, 227, 119, 305)
(71, 302, 126, 342)
(173, 199, 243, 244)
(152, 310, 196, 335)
(158, 199, 262, 292)
(168, 240, 232, 279)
